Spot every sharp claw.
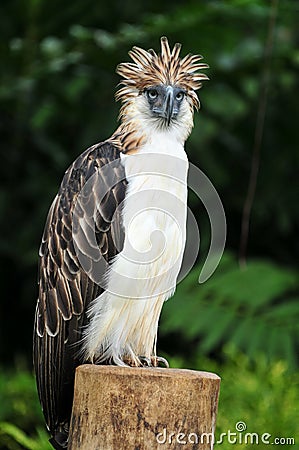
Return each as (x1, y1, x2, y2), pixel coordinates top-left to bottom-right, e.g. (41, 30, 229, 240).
(138, 356, 152, 367)
(151, 356, 169, 368)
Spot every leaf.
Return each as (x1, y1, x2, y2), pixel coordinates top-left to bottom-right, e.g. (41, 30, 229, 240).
(199, 309, 235, 353)
(0, 422, 40, 450)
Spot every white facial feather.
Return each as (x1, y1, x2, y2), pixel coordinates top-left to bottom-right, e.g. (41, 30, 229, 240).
(123, 93, 195, 144)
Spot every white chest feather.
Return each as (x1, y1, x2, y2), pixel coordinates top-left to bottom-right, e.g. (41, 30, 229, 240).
(83, 133, 188, 365)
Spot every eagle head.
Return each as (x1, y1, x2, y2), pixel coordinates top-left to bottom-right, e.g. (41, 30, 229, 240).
(115, 37, 209, 141)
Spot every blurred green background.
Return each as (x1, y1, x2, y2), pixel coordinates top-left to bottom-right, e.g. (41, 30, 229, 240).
(0, 0, 298, 448)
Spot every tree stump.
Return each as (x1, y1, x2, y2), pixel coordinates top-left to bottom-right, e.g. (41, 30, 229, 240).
(68, 365, 220, 450)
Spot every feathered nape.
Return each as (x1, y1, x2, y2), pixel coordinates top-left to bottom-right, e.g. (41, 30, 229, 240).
(115, 36, 209, 111)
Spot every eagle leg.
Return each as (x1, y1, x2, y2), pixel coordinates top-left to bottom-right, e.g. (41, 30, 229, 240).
(122, 355, 169, 367)
(122, 355, 143, 367)
(136, 356, 169, 368)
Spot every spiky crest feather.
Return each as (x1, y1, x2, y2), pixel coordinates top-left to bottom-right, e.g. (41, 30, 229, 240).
(116, 36, 209, 111)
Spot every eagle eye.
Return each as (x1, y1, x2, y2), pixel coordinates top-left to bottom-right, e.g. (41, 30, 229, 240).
(147, 89, 158, 100)
(176, 91, 185, 101)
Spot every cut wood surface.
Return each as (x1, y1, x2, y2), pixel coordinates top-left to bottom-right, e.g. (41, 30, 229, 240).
(68, 365, 220, 450)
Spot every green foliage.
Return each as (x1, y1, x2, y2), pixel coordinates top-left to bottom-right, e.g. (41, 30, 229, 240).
(161, 252, 299, 368)
(0, 423, 51, 450)
(0, 369, 51, 450)
(0, 370, 42, 429)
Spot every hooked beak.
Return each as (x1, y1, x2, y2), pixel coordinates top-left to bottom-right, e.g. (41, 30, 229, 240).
(163, 86, 174, 126)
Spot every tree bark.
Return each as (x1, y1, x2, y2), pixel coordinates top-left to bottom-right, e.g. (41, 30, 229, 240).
(68, 365, 220, 450)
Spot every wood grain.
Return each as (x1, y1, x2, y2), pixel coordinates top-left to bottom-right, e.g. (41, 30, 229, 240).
(68, 365, 220, 450)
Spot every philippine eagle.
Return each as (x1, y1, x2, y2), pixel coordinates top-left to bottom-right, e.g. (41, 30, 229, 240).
(33, 36, 208, 449)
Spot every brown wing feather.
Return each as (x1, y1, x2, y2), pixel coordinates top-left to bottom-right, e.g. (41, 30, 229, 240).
(33, 141, 127, 444)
